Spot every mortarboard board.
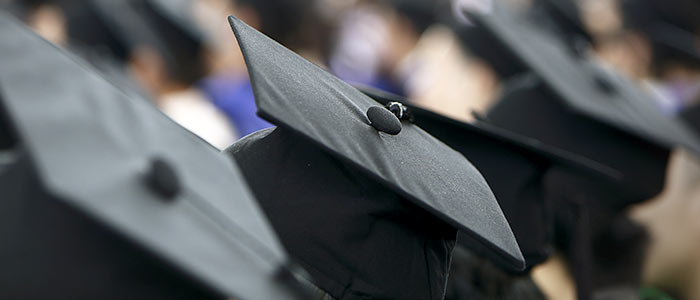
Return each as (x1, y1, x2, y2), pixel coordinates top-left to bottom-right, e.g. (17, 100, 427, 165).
(459, 4, 700, 202)
(91, 0, 206, 85)
(485, 75, 666, 300)
(357, 85, 619, 271)
(0, 13, 308, 300)
(85, 0, 162, 55)
(456, 4, 700, 299)
(530, 0, 592, 46)
(620, 0, 700, 68)
(57, 0, 134, 63)
(224, 15, 523, 300)
(146, 0, 205, 42)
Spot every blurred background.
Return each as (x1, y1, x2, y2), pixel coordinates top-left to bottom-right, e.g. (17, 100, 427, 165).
(5, 0, 697, 149)
(2, 1, 700, 299)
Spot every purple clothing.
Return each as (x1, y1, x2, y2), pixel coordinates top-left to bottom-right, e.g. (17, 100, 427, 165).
(199, 74, 273, 138)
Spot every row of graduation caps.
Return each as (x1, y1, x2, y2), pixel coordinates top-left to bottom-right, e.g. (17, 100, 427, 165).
(1, 3, 698, 300)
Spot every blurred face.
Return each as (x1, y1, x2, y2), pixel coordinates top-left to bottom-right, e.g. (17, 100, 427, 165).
(27, 4, 67, 45)
(630, 149, 700, 293)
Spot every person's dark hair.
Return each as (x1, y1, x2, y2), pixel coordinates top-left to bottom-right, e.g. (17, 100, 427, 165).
(620, 0, 700, 75)
(235, 0, 309, 48)
(233, 0, 333, 61)
(2, 0, 54, 19)
(137, 0, 206, 86)
(590, 216, 649, 289)
(384, 0, 441, 35)
(62, 2, 131, 63)
(445, 247, 547, 300)
(0, 95, 18, 151)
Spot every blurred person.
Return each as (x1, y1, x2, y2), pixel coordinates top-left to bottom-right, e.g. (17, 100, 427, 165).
(598, 0, 700, 114)
(407, 26, 501, 123)
(94, 0, 236, 149)
(446, 247, 547, 300)
(330, 0, 500, 122)
(2, 0, 68, 44)
(123, 0, 236, 149)
(449, 2, 699, 299)
(330, 0, 442, 97)
(4, 0, 236, 149)
(372, 0, 440, 96)
(328, 1, 390, 88)
(198, 0, 334, 138)
(630, 104, 700, 300)
(3, 1, 150, 100)
(630, 149, 700, 300)
(471, 0, 700, 116)
(190, 0, 246, 75)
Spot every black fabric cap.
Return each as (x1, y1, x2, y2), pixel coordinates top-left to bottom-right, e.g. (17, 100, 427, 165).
(91, 0, 205, 84)
(0, 13, 305, 300)
(358, 86, 619, 271)
(487, 76, 669, 300)
(456, 5, 696, 300)
(489, 75, 671, 205)
(88, 0, 163, 54)
(532, 0, 593, 45)
(680, 102, 700, 136)
(620, 0, 700, 67)
(227, 127, 458, 300)
(461, 4, 700, 156)
(453, 22, 526, 79)
(226, 14, 523, 299)
(147, 0, 205, 43)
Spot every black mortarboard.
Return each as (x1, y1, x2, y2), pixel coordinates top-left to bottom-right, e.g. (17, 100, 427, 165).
(487, 84, 659, 300)
(0, 13, 307, 300)
(531, 0, 592, 45)
(459, 5, 700, 299)
(620, 0, 700, 68)
(357, 86, 619, 272)
(460, 4, 700, 201)
(92, 0, 206, 84)
(81, 0, 160, 56)
(224, 15, 523, 300)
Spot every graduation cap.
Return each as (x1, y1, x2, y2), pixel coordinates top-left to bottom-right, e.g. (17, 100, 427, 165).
(456, 4, 700, 299)
(529, 0, 593, 48)
(620, 0, 700, 68)
(91, 0, 206, 85)
(486, 82, 660, 300)
(224, 15, 523, 300)
(458, 4, 700, 202)
(0, 13, 308, 300)
(357, 86, 619, 271)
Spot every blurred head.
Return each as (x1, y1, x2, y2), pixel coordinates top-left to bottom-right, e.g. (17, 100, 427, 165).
(20, 0, 209, 96)
(445, 247, 547, 300)
(619, 0, 700, 80)
(376, 0, 442, 72)
(232, 0, 333, 64)
(4, 0, 68, 45)
(630, 149, 700, 299)
(124, 0, 207, 92)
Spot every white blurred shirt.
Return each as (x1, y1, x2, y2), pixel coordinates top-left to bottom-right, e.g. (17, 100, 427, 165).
(159, 88, 237, 149)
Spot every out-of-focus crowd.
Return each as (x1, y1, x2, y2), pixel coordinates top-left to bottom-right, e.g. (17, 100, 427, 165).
(7, 0, 699, 144)
(3, 0, 700, 299)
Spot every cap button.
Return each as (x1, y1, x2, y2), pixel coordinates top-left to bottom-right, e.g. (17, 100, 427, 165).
(367, 106, 402, 135)
(145, 157, 181, 201)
